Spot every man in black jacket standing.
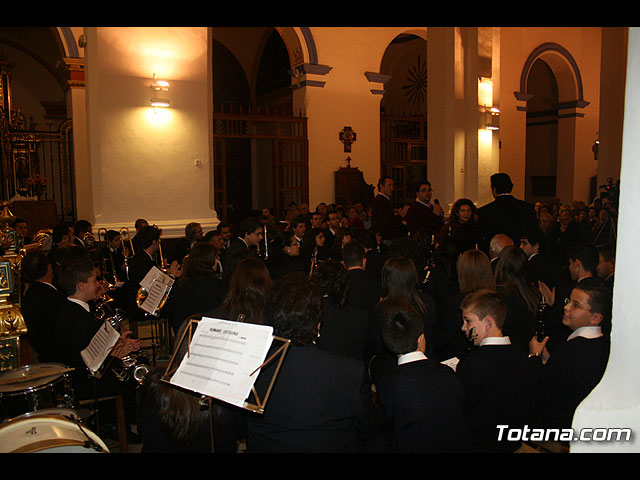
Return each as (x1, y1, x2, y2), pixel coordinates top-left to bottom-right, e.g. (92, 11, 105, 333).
(477, 173, 538, 253)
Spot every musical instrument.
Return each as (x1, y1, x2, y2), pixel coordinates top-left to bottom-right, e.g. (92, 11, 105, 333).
(465, 327, 478, 353)
(536, 298, 547, 342)
(0, 409, 109, 453)
(0, 363, 75, 422)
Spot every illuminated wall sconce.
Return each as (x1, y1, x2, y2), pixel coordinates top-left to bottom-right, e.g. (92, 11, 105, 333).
(150, 73, 170, 109)
(483, 105, 500, 130)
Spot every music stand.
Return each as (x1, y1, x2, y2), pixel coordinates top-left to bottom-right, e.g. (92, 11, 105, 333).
(160, 318, 290, 452)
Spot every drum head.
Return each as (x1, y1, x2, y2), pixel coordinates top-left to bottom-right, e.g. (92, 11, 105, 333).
(0, 364, 69, 394)
(0, 414, 109, 453)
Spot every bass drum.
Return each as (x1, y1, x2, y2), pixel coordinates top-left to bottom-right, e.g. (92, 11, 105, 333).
(0, 363, 75, 421)
(0, 409, 109, 453)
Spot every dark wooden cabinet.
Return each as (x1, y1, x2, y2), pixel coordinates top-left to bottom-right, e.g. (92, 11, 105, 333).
(334, 166, 374, 208)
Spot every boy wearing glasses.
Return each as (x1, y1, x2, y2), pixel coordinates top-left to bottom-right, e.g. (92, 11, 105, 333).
(529, 277, 611, 430)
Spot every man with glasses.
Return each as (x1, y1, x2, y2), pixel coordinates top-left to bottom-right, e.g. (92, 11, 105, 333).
(404, 180, 443, 237)
(528, 277, 611, 430)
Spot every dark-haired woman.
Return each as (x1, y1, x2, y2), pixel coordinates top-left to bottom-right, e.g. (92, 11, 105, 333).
(312, 260, 371, 361)
(171, 242, 223, 332)
(266, 230, 305, 281)
(301, 227, 328, 274)
(245, 272, 383, 453)
(494, 246, 541, 354)
(438, 198, 482, 254)
(206, 256, 272, 325)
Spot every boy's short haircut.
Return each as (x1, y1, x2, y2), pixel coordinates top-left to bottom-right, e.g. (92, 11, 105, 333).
(380, 308, 424, 355)
(460, 289, 507, 330)
(57, 257, 95, 296)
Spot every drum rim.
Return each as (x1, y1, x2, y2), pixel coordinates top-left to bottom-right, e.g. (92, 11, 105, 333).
(0, 363, 70, 395)
(0, 414, 109, 453)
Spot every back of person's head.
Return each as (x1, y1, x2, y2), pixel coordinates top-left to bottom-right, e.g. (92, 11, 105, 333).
(490, 173, 514, 194)
(203, 230, 221, 243)
(460, 289, 507, 331)
(360, 229, 378, 250)
(457, 249, 495, 294)
(52, 223, 72, 244)
(223, 256, 273, 324)
(134, 218, 149, 230)
(342, 241, 366, 269)
(21, 252, 50, 283)
(311, 259, 349, 308)
(380, 308, 424, 355)
(266, 272, 323, 345)
(138, 225, 161, 249)
(495, 245, 529, 285)
(238, 217, 262, 238)
(182, 242, 217, 279)
(569, 244, 599, 275)
(381, 256, 419, 298)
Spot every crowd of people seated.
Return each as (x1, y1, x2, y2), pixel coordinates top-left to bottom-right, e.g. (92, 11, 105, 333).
(15, 172, 617, 453)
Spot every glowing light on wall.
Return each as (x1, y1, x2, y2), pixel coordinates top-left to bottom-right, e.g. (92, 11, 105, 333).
(150, 73, 171, 110)
(478, 77, 500, 131)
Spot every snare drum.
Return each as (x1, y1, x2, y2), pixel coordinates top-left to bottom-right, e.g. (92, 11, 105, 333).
(0, 363, 75, 421)
(0, 410, 109, 453)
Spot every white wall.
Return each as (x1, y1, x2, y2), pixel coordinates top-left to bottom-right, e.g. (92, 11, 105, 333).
(571, 27, 639, 453)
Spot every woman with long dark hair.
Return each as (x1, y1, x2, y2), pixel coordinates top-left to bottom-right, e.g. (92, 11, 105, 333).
(494, 245, 541, 354)
(312, 259, 371, 361)
(373, 256, 437, 359)
(301, 227, 327, 274)
(171, 242, 223, 332)
(438, 198, 482, 253)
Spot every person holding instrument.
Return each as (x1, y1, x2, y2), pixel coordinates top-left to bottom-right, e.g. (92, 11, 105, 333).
(49, 247, 142, 433)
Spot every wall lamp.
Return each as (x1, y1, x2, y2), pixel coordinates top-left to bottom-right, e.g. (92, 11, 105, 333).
(150, 73, 170, 108)
(483, 105, 500, 130)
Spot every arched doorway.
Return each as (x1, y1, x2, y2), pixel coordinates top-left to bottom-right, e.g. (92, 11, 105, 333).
(520, 43, 590, 205)
(379, 33, 428, 208)
(211, 27, 308, 224)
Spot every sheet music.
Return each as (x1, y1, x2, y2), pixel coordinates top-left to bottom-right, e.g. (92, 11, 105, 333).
(81, 321, 121, 373)
(169, 317, 274, 408)
(139, 266, 174, 314)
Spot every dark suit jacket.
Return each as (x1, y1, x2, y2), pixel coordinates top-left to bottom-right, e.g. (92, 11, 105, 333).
(21, 282, 66, 362)
(376, 357, 471, 452)
(456, 343, 537, 452)
(371, 194, 400, 241)
(533, 335, 610, 430)
(477, 194, 537, 250)
(317, 299, 371, 362)
(246, 344, 384, 452)
(171, 276, 224, 331)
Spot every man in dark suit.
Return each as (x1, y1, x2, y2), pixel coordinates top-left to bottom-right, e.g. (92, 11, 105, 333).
(375, 308, 470, 452)
(528, 278, 611, 430)
(21, 252, 66, 362)
(457, 289, 536, 452)
(477, 173, 538, 253)
(404, 180, 443, 237)
(370, 176, 407, 243)
(220, 216, 263, 274)
(49, 252, 142, 433)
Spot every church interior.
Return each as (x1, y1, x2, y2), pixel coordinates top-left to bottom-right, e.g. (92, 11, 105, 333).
(0, 26, 638, 453)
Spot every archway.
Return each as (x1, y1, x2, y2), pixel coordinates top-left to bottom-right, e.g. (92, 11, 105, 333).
(519, 43, 590, 205)
(379, 33, 428, 208)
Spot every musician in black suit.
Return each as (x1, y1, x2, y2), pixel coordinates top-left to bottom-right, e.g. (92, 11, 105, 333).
(370, 176, 407, 243)
(375, 308, 470, 452)
(457, 289, 536, 452)
(528, 278, 611, 431)
(48, 250, 142, 427)
(220, 216, 263, 274)
(477, 173, 538, 253)
(246, 273, 384, 453)
(21, 252, 66, 362)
